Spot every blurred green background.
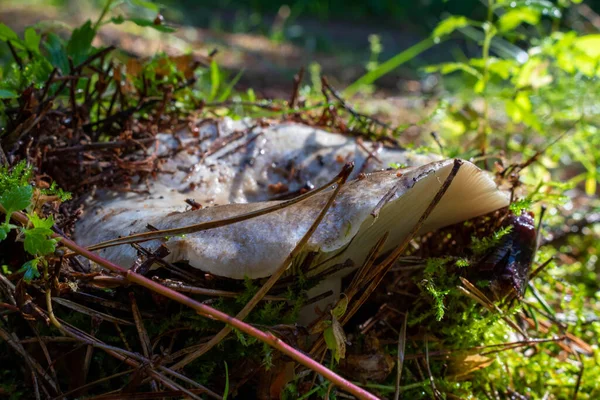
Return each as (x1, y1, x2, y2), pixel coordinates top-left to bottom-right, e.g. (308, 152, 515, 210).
(1, 0, 599, 93)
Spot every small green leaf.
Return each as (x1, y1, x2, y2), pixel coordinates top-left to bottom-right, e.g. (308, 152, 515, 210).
(0, 89, 18, 99)
(128, 0, 160, 13)
(425, 62, 482, 78)
(0, 185, 33, 215)
(487, 58, 517, 80)
(110, 15, 126, 25)
(24, 27, 41, 54)
(18, 259, 40, 282)
(128, 17, 162, 28)
(146, 24, 176, 33)
(331, 294, 348, 320)
(471, 226, 513, 255)
(246, 88, 256, 102)
(574, 34, 600, 59)
(0, 23, 19, 42)
(498, 8, 540, 32)
(323, 316, 346, 362)
(29, 213, 55, 230)
(44, 182, 72, 202)
(510, 198, 533, 214)
(67, 20, 96, 67)
(455, 258, 470, 268)
(422, 279, 450, 321)
(23, 214, 57, 256)
(44, 33, 70, 73)
(432, 16, 472, 39)
(309, 318, 331, 334)
(24, 230, 57, 256)
(324, 326, 337, 355)
(0, 223, 10, 241)
(390, 162, 407, 169)
(498, 0, 561, 18)
(116, 17, 176, 32)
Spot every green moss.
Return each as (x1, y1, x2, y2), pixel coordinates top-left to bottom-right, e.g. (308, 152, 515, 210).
(470, 225, 512, 255)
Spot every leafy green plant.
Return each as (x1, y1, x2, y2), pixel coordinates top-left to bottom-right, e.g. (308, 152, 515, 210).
(0, 161, 69, 281)
(0, 0, 172, 99)
(427, 0, 599, 196)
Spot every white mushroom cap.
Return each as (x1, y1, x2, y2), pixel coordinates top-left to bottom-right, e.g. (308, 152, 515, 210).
(76, 159, 509, 279)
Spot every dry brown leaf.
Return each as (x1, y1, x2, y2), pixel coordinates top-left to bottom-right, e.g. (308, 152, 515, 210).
(448, 353, 494, 380)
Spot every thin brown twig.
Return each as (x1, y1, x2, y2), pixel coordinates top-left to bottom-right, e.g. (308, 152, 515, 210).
(306, 235, 389, 360)
(424, 337, 441, 400)
(53, 316, 218, 400)
(76, 46, 116, 72)
(0, 325, 60, 394)
(528, 258, 554, 281)
(216, 131, 263, 160)
(129, 293, 158, 392)
(68, 58, 79, 131)
(0, 143, 8, 166)
(6, 102, 52, 149)
(203, 100, 284, 111)
(48, 137, 157, 154)
(321, 76, 401, 139)
(6, 41, 23, 69)
(84, 388, 224, 400)
(51, 297, 134, 326)
(38, 68, 58, 107)
(400, 336, 567, 360)
(25, 321, 60, 387)
(501, 122, 578, 178)
(152, 277, 287, 301)
(572, 350, 583, 400)
(52, 369, 135, 400)
(289, 67, 305, 108)
(458, 277, 528, 337)
(356, 137, 383, 175)
(394, 312, 408, 400)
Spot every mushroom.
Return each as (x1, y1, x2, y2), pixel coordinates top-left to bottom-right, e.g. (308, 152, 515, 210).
(78, 159, 509, 279)
(74, 121, 510, 317)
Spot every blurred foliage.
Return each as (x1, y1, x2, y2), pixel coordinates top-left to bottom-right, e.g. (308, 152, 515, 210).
(63, 0, 491, 30)
(426, 0, 599, 195)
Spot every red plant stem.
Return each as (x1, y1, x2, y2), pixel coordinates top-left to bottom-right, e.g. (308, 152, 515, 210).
(5, 208, 380, 400)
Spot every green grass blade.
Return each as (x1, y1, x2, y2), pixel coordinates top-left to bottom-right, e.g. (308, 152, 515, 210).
(223, 362, 229, 400)
(344, 37, 436, 97)
(209, 60, 221, 102)
(218, 69, 245, 102)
